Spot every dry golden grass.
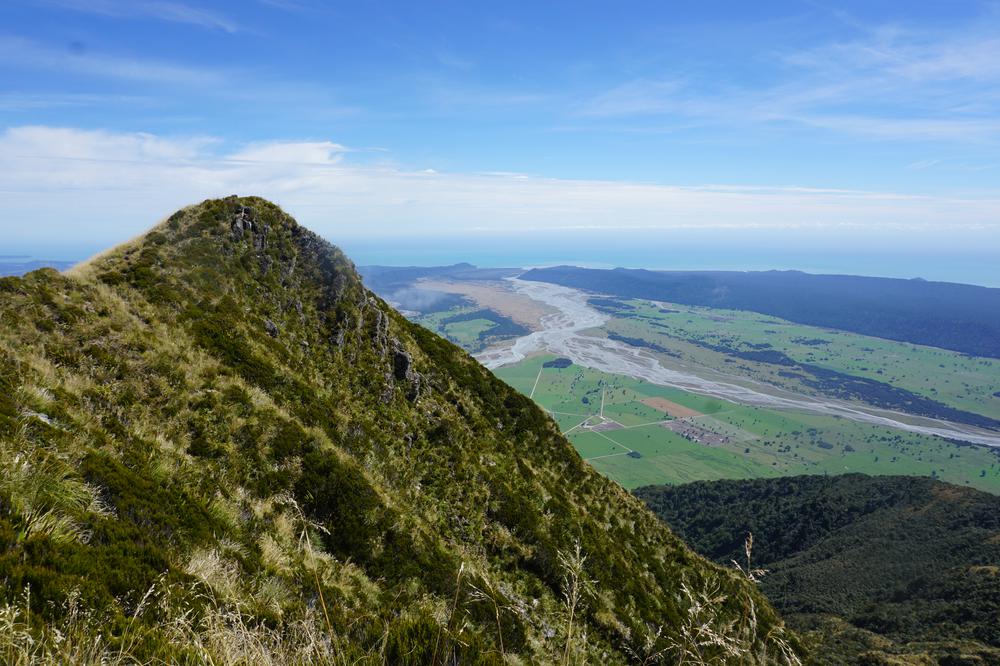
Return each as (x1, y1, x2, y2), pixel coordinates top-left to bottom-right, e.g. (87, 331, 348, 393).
(65, 209, 193, 279)
(640, 397, 703, 419)
(417, 278, 554, 328)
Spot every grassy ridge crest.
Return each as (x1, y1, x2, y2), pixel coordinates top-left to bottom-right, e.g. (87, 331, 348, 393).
(0, 196, 799, 664)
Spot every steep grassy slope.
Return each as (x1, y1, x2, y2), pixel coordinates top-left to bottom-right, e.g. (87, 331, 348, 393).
(636, 474, 1000, 664)
(0, 196, 798, 664)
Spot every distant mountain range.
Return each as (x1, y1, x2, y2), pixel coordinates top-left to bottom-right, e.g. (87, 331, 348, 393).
(521, 266, 1000, 358)
(0, 256, 77, 276)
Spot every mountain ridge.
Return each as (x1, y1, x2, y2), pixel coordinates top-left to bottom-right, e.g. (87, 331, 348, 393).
(0, 196, 799, 664)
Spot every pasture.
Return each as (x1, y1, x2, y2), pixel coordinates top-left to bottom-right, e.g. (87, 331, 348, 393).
(493, 354, 1000, 492)
(605, 299, 1000, 421)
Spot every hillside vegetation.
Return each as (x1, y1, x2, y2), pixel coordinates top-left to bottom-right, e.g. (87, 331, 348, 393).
(0, 197, 799, 664)
(635, 474, 1000, 664)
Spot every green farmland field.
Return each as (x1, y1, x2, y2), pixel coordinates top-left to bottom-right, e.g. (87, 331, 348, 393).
(413, 306, 497, 351)
(606, 299, 1000, 421)
(405, 285, 1000, 494)
(493, 353, 1000, 493)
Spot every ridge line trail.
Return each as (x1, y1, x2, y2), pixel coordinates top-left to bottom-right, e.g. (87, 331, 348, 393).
(476, 278, 1000, 448)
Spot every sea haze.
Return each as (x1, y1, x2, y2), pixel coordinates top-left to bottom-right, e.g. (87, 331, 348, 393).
(339, 231, 1000, 288)
(0, 255, 78, 276)
(13, 233, 1000, 287)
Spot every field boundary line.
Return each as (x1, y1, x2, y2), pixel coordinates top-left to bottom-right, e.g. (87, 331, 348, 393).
(619, 420, 671, 430)
(584, 451, 631, 461)
(529, 367, 543, 399)
(593, 429, 634, 454)
(562, 417, 590, 436)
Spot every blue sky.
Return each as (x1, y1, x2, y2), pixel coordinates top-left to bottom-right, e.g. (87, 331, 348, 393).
(2, 1, 999, 282)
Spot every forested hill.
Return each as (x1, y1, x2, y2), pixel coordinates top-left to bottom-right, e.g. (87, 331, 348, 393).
(0, 196, 798, 664)
(635, 474, 1000, 663)
(520, 266, 1000, 358)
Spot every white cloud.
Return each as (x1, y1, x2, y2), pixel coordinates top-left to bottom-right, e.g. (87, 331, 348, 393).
(227, 141, 350, 165)
(1, 126, 999, 250)
(2, 126, 215, 165)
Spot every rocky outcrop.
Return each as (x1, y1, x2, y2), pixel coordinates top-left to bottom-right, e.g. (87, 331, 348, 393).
(230, 202, 272, 271)
(392, 347, 411, 381)
(231, 204, 255, 237)
(392, 345, 422, 401)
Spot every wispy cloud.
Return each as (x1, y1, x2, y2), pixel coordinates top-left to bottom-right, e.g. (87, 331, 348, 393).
(435, 50, 476, 71)
(789, 115, 1000, 140)
(0, 36, 360, 123)
(782, 25, 1000, 82)
(580, 17, 1000, 142)
(582, 79, 685, 117)
(0, 91, 149, 111)
(0, 36, 226, 86)
(255, 0, 322, 12)
(906, 158, 941, 170)
(418, 79, 551, 111)
(3, 126, 999, 249)
(38, 0, 242, 33)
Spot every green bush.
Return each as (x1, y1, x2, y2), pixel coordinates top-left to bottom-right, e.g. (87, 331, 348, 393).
(81, 452, 218, 548)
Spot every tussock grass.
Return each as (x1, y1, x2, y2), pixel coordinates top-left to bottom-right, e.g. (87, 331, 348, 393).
(0, 426, 105, 545)
(0, 196, 805, 664)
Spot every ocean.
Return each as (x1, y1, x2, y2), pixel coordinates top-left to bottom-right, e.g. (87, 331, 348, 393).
(338, 232, 1000, 288)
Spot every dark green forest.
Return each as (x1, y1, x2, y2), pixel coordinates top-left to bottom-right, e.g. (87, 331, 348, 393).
(636, 474, 1000, 663)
